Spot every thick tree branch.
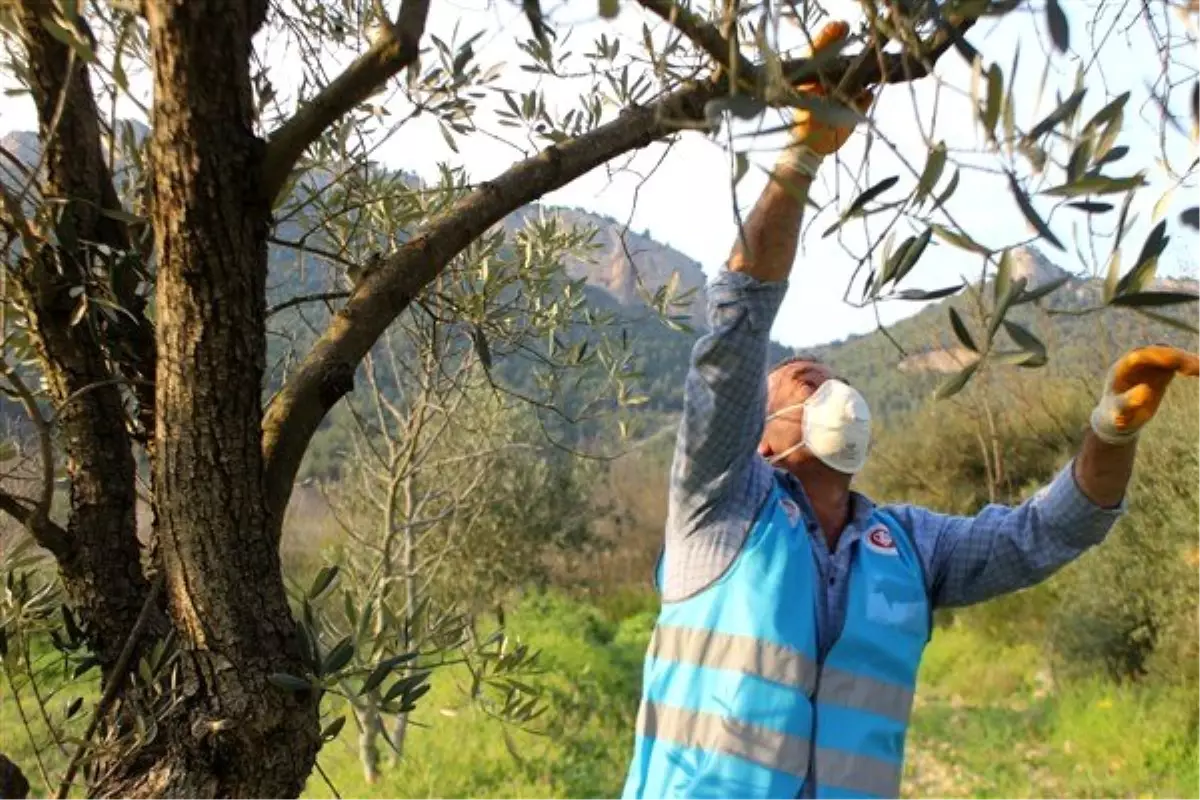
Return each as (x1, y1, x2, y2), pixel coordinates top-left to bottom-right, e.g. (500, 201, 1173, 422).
(0, 489, 69, 554)
(262, 0, 432, 202)
(260, 19, 975, 524)
(13, 2, 156, 438)
(14, 0, 153, 675)
(637, 0, 975, 96)
(260, 81, 716, 520)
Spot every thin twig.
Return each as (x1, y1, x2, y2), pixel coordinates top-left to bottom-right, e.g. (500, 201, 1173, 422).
(56, 576, 164, 800)
(1, 660, 54, 794)
(312, 760, 342, 800)
(267, 291, 351, 318)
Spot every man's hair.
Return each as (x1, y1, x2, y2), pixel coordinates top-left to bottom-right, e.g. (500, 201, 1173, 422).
(768, 352, 824, 375)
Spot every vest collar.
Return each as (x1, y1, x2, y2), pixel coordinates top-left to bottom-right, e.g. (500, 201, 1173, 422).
(774, 468, 878, 551)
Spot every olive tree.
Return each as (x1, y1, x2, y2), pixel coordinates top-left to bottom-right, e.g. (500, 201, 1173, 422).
(0, 0, 1195, 796)
(310, 190, 600, 783)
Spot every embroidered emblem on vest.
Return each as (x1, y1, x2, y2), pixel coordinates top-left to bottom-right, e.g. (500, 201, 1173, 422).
(780, 497, 801, 527)
(864, 525, 897, 556)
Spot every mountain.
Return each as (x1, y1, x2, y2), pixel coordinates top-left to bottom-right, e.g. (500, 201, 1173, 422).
(807, 245, 1198, 419)
(4, 125, 1197, 434)
(0, 124, 736, 431)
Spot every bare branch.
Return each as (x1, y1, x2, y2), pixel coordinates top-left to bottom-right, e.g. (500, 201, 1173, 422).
(267, 291, 351, 317)
(0, 358, 67, 555)
(267, 234, 360, 270)
(636, 0, 759, 84)
(261, 0, 432, 202)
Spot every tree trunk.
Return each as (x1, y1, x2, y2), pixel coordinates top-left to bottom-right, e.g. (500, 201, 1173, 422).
(92, 0, 320, 795)
(390, 471, 417, 762)
(14, 3, 158, 674)
(354, 700, 384, 784)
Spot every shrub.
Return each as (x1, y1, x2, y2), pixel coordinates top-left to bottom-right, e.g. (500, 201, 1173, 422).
(1047, 390, 1199, 687)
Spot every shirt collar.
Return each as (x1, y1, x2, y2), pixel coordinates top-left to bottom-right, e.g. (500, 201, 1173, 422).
(775, 467, 878, 541)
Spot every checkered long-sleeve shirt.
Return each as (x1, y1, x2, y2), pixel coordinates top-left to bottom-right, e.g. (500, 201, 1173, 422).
(663, 268, 1124, 658)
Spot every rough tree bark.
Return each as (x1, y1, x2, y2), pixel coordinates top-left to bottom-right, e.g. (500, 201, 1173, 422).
(98, 0, 323, 795)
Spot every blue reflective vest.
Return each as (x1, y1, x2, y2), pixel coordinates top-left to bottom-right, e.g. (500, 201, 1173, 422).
(622, 482, 931, 800)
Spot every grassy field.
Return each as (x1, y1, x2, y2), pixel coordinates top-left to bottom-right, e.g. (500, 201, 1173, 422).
(291, 591, 1198, 800)
(3, 590, 1196, 799)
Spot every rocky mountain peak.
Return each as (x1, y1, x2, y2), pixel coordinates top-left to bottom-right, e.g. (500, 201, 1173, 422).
(1007, 245, 1073, 290)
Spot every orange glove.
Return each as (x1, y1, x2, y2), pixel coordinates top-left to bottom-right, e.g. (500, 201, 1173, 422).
(777, 21, 875, 177)
(1090, 345, 1200, 444)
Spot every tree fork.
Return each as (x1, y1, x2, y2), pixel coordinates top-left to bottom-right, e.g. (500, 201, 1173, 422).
(260, 13, 975, 525)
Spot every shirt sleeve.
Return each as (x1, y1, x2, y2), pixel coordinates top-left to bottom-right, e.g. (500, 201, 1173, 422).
(661, 268, 785, 600)
(886, 459, 1126, 608)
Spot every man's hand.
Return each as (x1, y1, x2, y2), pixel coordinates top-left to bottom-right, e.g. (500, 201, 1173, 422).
(776, 21, 875, 177)
(1074, 345, 1198, 508)
(1090, 345, 1200, 444)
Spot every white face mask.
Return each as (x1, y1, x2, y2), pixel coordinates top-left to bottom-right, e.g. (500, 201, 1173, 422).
(764, 379, 872, 474)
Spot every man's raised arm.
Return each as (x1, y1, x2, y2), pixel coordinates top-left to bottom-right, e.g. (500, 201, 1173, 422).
(664, 21, 874, 593)
(667, 118, 821, 522)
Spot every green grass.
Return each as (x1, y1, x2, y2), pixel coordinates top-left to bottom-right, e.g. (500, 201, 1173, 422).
(302, 592, 654, 799)
(5, 592, 1195, 799)
(0, 642, 99, 799)
(301, 594, 1197, 800)
(904, 622, 1199, 799)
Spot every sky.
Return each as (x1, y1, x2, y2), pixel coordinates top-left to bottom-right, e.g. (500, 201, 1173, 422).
(2, 0, 1196, 349)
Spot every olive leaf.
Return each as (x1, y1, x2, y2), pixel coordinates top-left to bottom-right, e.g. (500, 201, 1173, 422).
(915, 142, 947, 205)
(1179, 207, 1198, 230)
(1045, 0, 1069, 52)
(936, 360, 980, 399)
(891, 285, 964, 301)
(1108, 291, 1198, 308)
(1002, 319, 1046, 359)
(1043, 174, 1146, 197)
(1007, 171, 1063, 250)
(949, 307, 978, 352)
(1113, 220, 1169, 297)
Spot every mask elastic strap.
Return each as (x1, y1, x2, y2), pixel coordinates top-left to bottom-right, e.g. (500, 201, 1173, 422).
(764, 401, 809, 424)
(765, 439, 806, 465)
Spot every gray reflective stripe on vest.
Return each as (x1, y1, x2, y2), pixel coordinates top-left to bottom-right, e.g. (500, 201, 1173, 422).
(814, 747, 902, 797)
(650, 625, 818, 693)
(639, 702, 810, 778)
(814, 666, 915, 722)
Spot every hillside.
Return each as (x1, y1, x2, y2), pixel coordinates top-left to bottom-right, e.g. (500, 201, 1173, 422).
(3, 125, 1197, 431)
(808, 247, 1198, 419)
(0, 125, 747, 428)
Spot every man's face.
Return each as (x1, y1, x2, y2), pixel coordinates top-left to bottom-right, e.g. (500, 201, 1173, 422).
(761, 360, 835, 464)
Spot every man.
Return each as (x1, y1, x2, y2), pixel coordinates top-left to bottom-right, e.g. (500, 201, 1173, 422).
(621, 19, 1199, 800)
